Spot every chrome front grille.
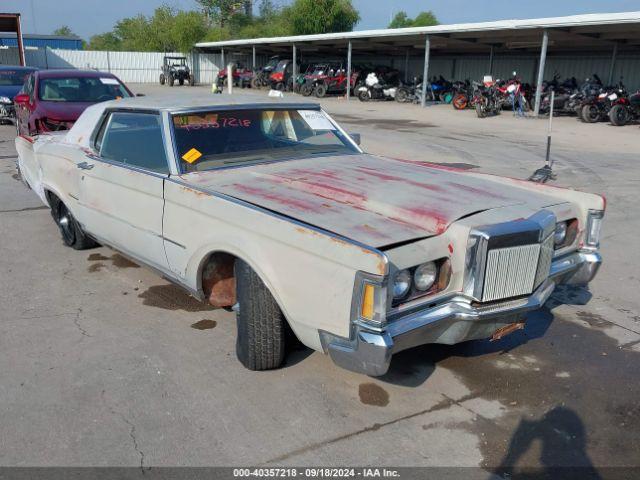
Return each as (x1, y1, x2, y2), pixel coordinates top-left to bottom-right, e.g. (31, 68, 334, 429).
(464, 211, 558, 303)
(535, 234, 555, 288)
(482, 243, 541, 302)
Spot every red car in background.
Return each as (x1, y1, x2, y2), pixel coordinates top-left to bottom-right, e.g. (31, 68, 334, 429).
(14, 69, 133, 136)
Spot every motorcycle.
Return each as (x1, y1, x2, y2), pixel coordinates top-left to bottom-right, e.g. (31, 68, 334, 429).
(609, 91, 640, 126)
(357, 72, 396, 102)
(451, 80, 473, 110)
(395, 77, 425, 104)
(540, 73, 580, 115)
(474, 77, 502, 118)
(251, 56, 280, 89)
(580, 79, 627, 123)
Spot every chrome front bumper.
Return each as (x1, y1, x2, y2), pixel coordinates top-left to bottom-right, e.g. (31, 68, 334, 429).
(320, 249, 601, 376)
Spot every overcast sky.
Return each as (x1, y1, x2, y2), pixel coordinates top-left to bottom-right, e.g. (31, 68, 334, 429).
(3, 0, 640, 39)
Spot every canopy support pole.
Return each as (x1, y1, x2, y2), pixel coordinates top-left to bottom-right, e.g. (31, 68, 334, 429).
(608, 42, 618, 86)
(252, 45, 256, 70)
(488, 45, 494, 75)
(533, 29, 549, 117)
(346, 40, 352, 101)
(292, 43, 297, 93)
(421, 35, 430, 108)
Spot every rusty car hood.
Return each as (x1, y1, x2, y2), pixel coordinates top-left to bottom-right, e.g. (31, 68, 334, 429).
(180, 154, 563, 247)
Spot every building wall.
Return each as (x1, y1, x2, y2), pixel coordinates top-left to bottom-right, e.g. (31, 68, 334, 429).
(0, 36, 83, 50)
(0, 47, 224, 84)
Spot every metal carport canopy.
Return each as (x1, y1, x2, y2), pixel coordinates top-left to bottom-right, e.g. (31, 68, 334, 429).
(195, 11, 640, 54)
(196, 11, 640, 112)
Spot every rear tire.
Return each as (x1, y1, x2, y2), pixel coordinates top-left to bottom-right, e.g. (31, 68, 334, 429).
(52, 199, 97, 250)
(581, 104, 600, 123)
(452, 94, 468, 110)
(357, 90, 370, 102)
(609, 104, 629, 126)
(159, 73, 165, 85)
(168, 74, 175, 87)
(179, 78, 184, 86)
(235, 259, 286, 371)
(275, 82, 285, 91)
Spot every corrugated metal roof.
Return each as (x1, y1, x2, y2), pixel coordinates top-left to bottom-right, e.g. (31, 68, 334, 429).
(196, 11, 640, 48)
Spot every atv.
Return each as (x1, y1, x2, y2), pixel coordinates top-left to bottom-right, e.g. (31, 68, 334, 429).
(160, 56, 194, 87)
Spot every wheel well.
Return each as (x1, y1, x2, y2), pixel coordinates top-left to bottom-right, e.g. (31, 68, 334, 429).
(44, 189, 58, 209)
(201, 251, 237, 308)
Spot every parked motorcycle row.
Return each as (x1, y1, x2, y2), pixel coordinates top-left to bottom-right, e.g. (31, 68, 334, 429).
(217, 59, 640, 126)
(540, 73, 640, 126)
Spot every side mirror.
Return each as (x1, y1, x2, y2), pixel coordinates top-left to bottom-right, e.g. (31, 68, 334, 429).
(136, 93, 146, 97)
(14, 93, 29, 105)
(350, 133, 361, 146)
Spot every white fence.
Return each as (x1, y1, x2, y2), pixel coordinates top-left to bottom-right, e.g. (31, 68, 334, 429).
(0, 47, 227, 84)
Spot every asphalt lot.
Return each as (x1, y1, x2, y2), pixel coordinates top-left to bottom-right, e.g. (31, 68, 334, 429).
(1, 84, 639, 476)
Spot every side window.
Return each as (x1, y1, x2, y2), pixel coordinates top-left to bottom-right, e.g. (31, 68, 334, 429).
(98, 112, 169, 174)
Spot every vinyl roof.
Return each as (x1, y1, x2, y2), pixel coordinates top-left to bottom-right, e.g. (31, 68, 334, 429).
(195, 11, 640, 55)
(105, 93, 320, 112)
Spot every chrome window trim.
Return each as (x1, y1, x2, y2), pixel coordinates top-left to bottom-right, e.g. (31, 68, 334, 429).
(87, 109, 171, 178)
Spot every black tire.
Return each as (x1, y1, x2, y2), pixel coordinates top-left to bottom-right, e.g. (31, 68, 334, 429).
(300, 83, 313, 97)
(235, 259, 286, 371)
(250, 77, 260, 89)
(274, 82, 285, 92)
(52, 198, 97, 250)
(357, 89, 370, 102)
(581, 104, 600, 123)
(395, 88, 410, 103)
(159, 73, 165, 85)
(168, 74, 174, 87)
(609, 104, 629, 126)
(179, 78, 184, 86)
(475, 101, 488, 118)
(189, 76, 195, 86)
(452, 94, 468, 110)
(314, 83, 327, 98)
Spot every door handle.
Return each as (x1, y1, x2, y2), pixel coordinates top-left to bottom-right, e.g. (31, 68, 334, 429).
(77, 161, 94, 170)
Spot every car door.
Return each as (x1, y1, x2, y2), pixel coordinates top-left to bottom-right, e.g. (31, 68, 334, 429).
(78, 110, 169, 271)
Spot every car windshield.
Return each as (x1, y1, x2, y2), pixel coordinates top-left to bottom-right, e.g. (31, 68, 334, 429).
(0, 69, 32, 86)
(172, 108, 359, 173)
(38, 76, 131, 102)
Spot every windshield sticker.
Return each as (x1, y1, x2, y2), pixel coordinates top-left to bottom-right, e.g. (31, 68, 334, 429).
(297, 110, 333, 130)
(173, 114, 251, 130)
(182, 148, 203, 164)
(99, 77, 120, 85)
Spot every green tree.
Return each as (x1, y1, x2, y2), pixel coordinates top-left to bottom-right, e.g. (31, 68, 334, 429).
(287, 0, 359, 35)
(196, 0, 244, 27)
(87, 32, 122, 51)
(171, 11, 208, 52)
(388, 11, 412, 29)
(53, 25, 74, 37)
(388, 10, 438, 29)
(412, 11, 439, 27)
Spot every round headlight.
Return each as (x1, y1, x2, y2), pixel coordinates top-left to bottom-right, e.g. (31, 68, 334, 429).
(414, 262, 437, 291)
(392, 269, 412, 299)
(554, 222, 567, 247)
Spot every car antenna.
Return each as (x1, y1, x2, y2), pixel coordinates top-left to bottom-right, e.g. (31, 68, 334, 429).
(529, 90, 557, 183)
